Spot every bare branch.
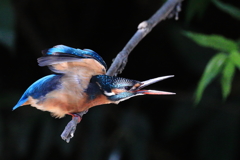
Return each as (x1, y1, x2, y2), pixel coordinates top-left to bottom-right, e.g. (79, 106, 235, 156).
(107, 0, 183, 76)
(61, 0, 183, 143)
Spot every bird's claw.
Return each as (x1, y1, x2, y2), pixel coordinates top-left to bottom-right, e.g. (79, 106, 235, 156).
(61, 110, 88, 143)
(61, 117, 79, 143)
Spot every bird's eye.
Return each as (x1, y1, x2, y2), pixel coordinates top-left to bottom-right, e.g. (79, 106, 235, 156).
(124, 86, 132, 90)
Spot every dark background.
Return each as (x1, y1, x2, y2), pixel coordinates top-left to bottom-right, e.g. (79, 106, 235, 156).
(1, 0, 240, 159)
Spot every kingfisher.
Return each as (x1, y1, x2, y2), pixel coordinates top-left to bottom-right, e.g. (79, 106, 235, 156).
(13, 45, 175, 121)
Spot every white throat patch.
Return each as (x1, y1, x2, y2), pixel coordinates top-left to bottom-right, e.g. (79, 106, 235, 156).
(103, 91, 116, 96)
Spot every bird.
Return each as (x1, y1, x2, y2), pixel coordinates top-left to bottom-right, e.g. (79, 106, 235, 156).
(13, 45, 175, 121)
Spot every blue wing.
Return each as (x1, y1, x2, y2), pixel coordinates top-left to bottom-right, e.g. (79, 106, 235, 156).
(37, 45, 107, 74)
(13, 74, 62, 110)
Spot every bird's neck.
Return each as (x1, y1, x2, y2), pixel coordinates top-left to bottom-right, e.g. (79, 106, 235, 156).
(85, 82, 103, 100)
(85, 81, 113, 107)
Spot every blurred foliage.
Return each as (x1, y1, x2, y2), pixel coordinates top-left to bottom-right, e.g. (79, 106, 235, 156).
(0, 0, 15, 50)
(184, 32, 240, 103)
(1, 0, 240, 160)
(183, 32, 238, 52)
(183, 0, 240, 104)
(185, 0, 211, 22)
(212, 0, 240, 20)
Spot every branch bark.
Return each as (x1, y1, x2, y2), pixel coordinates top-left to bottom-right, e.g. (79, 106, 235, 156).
(61, 0, 183, 143)
(107, 0, 183, 76)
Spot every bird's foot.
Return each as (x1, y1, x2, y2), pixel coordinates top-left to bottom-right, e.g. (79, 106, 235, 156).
(61, 116, 79, 143)
(61, 110, 88, 143)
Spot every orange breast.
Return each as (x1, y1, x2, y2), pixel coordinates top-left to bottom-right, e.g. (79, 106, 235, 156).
(27, 91, 111, 118)
(24, 73, 111, 118)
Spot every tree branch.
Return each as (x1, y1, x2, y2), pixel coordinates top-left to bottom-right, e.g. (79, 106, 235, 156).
(107, 0, 183, 76)
(61, 0, 183, 143)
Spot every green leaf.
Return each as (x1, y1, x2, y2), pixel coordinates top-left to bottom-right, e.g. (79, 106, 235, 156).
(221, 58, 235, 100)
(195, 53, 227, 104)
(212, 0, 240, 20)
(183, 31, 238, 52)
(229, 50, 240, 70)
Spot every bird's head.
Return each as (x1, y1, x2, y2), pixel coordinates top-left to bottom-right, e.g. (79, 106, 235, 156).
(91, 75, 175, 104)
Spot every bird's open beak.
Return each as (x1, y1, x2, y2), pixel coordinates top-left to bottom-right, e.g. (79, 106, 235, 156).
(133, 75, 175, 95)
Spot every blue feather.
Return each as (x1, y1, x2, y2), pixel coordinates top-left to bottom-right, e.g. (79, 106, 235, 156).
(42, 45, 107, 69)
(13, 74, 62, 110)
(92, 75, 139, 91)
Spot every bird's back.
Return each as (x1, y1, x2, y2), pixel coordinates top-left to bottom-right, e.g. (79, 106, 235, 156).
(13, 74, 62, 110)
